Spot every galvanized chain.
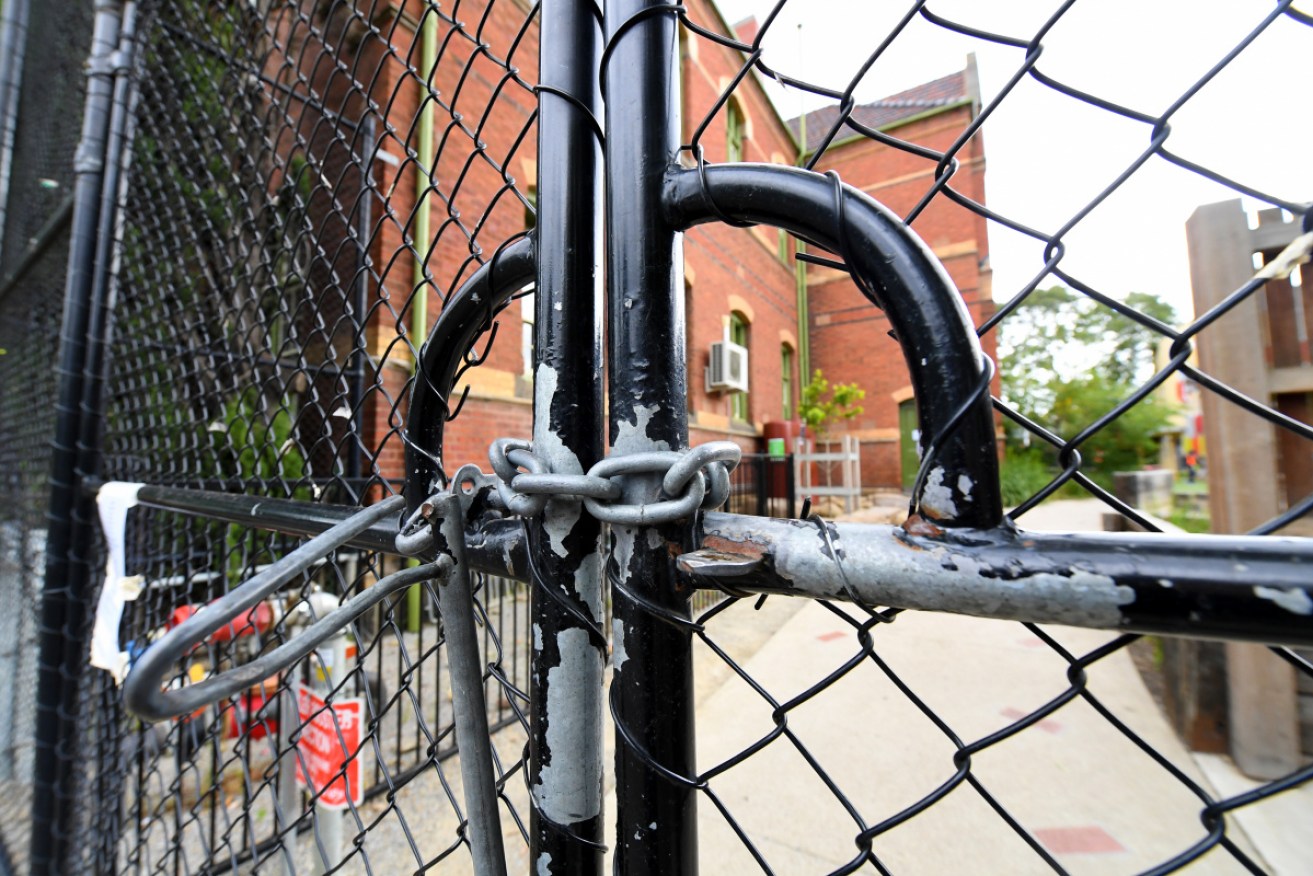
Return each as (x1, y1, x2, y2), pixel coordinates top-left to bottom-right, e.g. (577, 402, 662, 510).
(394, 440, 741, 558)
(489, 437, 741, 525)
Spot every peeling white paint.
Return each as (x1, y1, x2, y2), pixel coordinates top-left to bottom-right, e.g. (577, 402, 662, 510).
(533, 628, 604, 823)
(1254, 585, 1313, 615)
(503, 532, 521, 579)
(649, 821, 657, 830)
(957, 473, 973, 499)
(765, 521, 1135, 628)
(612, 617, 628, 671)
(612, 404, 671, 455)
(534, 362, 585, 558)
(577, 548, 604, 624)
(920, 467, 957, 519)
(537, 852, 552, 876)
(544, 503, 582, 559)
(533, 623, 543, 653)
(1158, 578, 1174, 589)
(612, 525, 638, 582)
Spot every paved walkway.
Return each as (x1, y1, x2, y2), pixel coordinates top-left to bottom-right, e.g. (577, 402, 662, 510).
(690, 499, 1312, 874)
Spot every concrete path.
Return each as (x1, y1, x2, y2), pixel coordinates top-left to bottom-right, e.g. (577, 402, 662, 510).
(689, 498, 1310, 874)
(337, 498, 1311, 873)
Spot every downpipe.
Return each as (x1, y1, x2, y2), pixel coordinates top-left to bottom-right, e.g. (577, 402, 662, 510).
(30, 2, 126, 873)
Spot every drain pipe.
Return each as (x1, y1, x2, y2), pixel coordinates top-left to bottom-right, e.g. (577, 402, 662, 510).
(30, 2, 125, 873)
(75, 9, 140, 871)
(406, 11, 438, 633)
(0, 0, 31, 244)
(79, 0, 139, 496)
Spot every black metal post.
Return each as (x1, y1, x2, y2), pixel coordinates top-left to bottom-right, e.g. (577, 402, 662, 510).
(755, 456, 767, 517)
(528, 0, 607, 872)
(0, 0, 30, 245)
(78, 12, 139, 872)
(31, 2, 123, 873)
(603, 1, 697, 872)
(785, 454, 796, 520)
(347, 115, 375, 493)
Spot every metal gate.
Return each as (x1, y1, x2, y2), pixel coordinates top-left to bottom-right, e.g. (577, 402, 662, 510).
(1, 0, 1312, 874)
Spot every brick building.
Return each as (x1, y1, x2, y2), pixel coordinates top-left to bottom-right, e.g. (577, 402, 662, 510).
(342, 0, 993, 492)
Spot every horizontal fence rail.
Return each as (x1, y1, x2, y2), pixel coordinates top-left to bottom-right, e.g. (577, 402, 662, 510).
(0, 0, 1311, 874)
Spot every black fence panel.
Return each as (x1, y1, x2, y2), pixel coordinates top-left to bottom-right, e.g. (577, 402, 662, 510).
(723, 453, 795, 519)
(0, 0, 97, 871)
(1, 1, 1312, 875)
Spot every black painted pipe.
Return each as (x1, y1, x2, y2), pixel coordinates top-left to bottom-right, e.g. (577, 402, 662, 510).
(664, 163, 1002, 530)
(529, 0, 608, 870)
(402, 237, 536, 516)
(31, 3, 124, 873)
(603, 2, 699, 872)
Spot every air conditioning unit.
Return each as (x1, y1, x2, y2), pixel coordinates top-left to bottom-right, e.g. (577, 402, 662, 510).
(706, 339, 749, 393)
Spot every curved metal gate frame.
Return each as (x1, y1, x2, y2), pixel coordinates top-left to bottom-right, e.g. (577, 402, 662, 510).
(16, 0, 1313, 873)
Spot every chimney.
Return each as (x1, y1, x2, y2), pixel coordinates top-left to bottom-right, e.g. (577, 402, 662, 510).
(733, 16, 760, 45)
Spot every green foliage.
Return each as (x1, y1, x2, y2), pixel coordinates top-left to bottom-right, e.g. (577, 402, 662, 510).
(1000, 286, 1177, 415)
(1167, 507, 1211, 534)
(1048, 372, 1172, 487)
(214, 387, 310, 582)
(1000, 286, 1178, 486)
(798, 369, 865, 437)
(999, 446, 1058, 507)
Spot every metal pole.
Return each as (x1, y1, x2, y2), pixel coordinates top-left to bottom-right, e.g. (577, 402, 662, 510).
(0, 0, 30, 246)
(276, 675, 300, 876)
(30, 3, 123, 872)
(314, 634, 348, 875)
(434, 493, 508, 876)
(529, 0, 606, 872)
(347, 116, 375, 493)
(786, 454, 796, 520)
(602, 1, 697, 871)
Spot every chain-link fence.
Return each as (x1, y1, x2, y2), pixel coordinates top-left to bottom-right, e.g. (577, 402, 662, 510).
(0, 0, 1311, 874)
(672, 1, 1313, 872)
(0, 0, 98, 871)
(94, 0, 542, 872)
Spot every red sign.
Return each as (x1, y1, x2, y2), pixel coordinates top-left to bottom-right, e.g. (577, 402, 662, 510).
(296, 684, 364, 809)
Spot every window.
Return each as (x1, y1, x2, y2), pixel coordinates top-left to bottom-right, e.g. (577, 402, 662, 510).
(726, 100, 744, 163)
(730, 312, 749, 422)
(781, 344, 794, 420)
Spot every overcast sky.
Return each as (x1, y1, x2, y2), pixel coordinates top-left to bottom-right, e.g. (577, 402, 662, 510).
(712, 0, 1312, 321)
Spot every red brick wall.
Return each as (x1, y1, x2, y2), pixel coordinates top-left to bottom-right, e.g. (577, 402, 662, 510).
(680, 0, 804, 452)
(358, 0, 540, 483)
(443, 396, 534, 473)
(806, 106, 996, 487)
(350, 1, 994, 493)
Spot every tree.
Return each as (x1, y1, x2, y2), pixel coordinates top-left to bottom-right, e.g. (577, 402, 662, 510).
(999, 286, 1177, 416)
(999, 286, 1179, 488)
(799, 369, 865, 437)
(1047, 373, 1173, 487)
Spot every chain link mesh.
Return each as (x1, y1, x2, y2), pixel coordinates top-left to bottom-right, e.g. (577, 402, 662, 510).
(674, 1, 1313, 872)
(0, 0, 98, 869)
(1, 0, 1312, 873)
(77, 0, 540, 872)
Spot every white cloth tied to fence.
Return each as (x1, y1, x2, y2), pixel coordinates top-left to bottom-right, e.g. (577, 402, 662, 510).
(90, 481, 145, 683)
